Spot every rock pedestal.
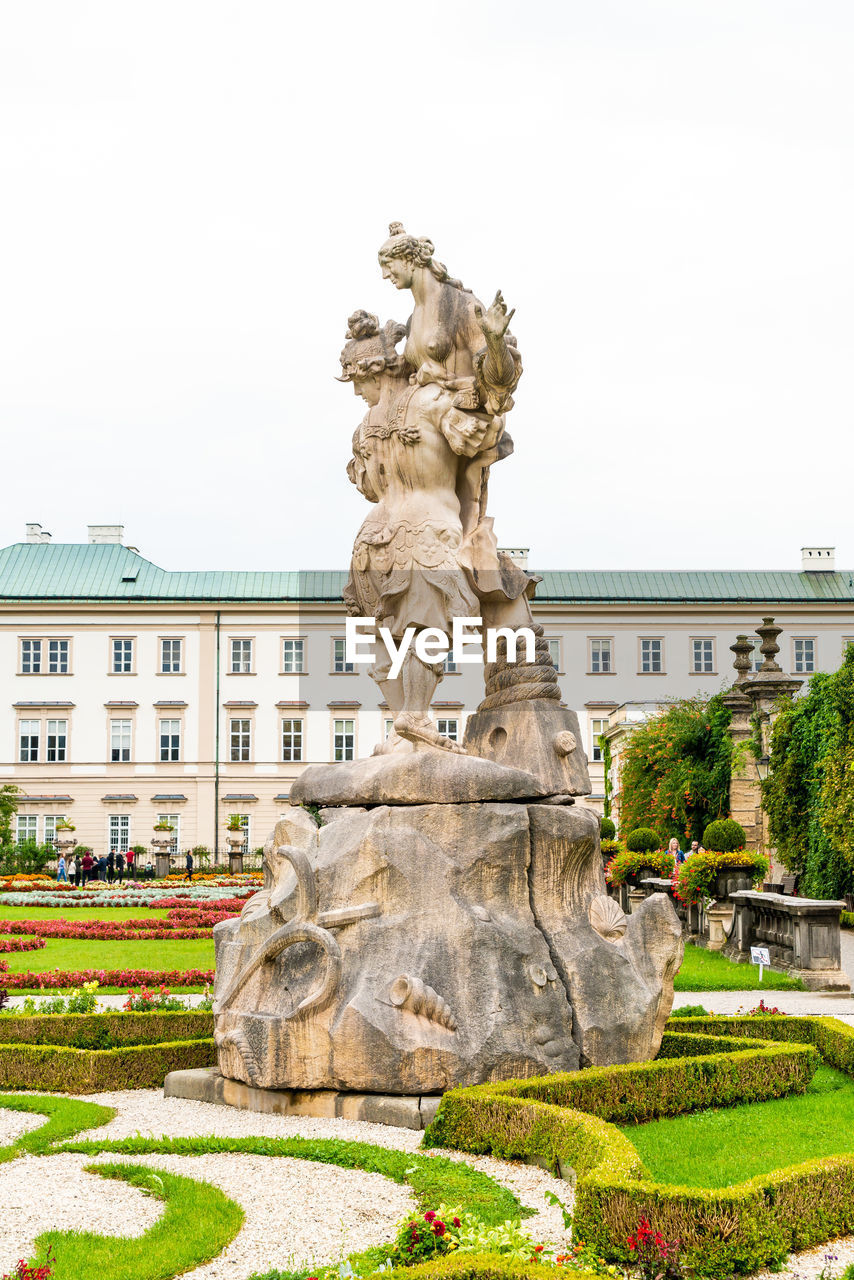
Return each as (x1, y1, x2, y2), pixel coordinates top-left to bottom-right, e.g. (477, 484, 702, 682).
(213, 793, 683, 1091)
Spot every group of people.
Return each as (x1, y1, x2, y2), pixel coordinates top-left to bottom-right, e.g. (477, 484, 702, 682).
(668, 838, 703, 865)
(56, 848, 140, 885)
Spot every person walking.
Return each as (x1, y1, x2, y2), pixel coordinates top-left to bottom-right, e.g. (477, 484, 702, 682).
(106, 848, 116, 884)
(126, 847, 135, 880)
(81, 851, 93, 882)
(185, 850, 194, 882)
(115, 850, 125, 884)
(67, 855, 77, 886)
(97, 854, 107, 882)
(57, 854, 68, 883)
(73, 854, 82, 887)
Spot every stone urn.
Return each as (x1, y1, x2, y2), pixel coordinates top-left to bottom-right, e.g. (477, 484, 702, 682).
(53, 827, 77, 858)
(226, 827, 246, 875)
(711, 867, 752, 902)
(152, 828, 174, 880)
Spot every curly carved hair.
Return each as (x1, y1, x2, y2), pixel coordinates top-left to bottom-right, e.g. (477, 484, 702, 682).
(377, 222, 469, 293)
(337, 311, 408, 383)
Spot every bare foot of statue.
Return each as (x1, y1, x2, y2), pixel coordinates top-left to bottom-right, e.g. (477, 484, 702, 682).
(394, 711, 467, 754)
(372, 730, 414, 756)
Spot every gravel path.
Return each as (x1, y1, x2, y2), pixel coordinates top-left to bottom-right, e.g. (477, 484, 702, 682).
(0, 1108, 42, 1147)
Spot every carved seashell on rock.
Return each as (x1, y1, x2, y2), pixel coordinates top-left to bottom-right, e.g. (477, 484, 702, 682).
(388, 975, 457, 1030)
(589, 894, 627, 941)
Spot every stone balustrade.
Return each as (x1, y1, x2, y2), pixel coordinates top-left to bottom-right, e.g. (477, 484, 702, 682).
(723, 890, 850, 991)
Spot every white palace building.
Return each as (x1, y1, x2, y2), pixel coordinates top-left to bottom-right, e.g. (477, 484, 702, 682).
(2, 524, 852, 855)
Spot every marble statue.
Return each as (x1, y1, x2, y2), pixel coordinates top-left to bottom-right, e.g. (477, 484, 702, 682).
(203, 227, 684, 1108)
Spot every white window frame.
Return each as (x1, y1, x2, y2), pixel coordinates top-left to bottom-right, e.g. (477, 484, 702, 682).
(160, 637, 184, 674)
(281, 717, 303, 762)
(108, 814, 130, 853)
(111, 637, 134, 674)
(589, 637, 613, 674)
(229, 717, 252, 762)
(332, 637, 355, 673)
(230, 638, 253, 674)
(691, 637, 715, 674)
(159, 718, 181, 762)
(43, 815, 65, 846)
(282, 638, 305, 674)
(109, 718, 132, 763)
(793, 637, 816, 674)
(156, 813, 181, 850)
(590, 717, 608, 763)
(640, 637, 664, 674)
(16, 814, 38, 844)
(435, 717, 459, 742)
(48, 638, 70, 674)
(20, 639, 42, 674)
(19, 719, 40, 763)
(46, 718, 67, 763)
(443, 651, 459, 674)
(333, 717, 355, 761)
(751, 639, 764, 672)
(546, 638, 561, 671)
(384, 717, 395, 740)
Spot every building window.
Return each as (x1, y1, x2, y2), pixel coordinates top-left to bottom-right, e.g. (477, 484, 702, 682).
(160, 638, 183, 673)
(282, 639, 305, 673)
(334, 718, 355, 761)
(234, 814, 250, 846)
(19, 720, 40, 762)
(48, 639, 69, 673)
(443, 652, 459, 674)
(20, 639, 42, 673)
(159, 719, 181, 762)
(16, 815, 38, 844)
(793, 638, 815, 674)
(156, 813, 181, 849)
(751, 639, 764, 672)
(436, 717, 459, 742)
(384, 718, 395, 739)
(844, 638, 854, 658)
(590, 717, 608, 763)
(230, 639, 253, 674)
(110, 719, 132, 762)
(590, 639, 612, 673)
(229, 718, 251, 762)
(46, 719, 67, 763)
(546, 638, 561, 670)
(640, 638, 663, 673)
(109, 814, 130, 853)
(281, 718, 303, 762)
(111, 638, 134, 674)
(43, 815, 64, 846)
(333, 638, 354, 673)
(692, 638, 715, 674)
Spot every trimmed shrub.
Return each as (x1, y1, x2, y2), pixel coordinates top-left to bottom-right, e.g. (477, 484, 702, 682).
(673, 849, 769, 905)
(842, 911, 853, 929)
(702, 818, 747, 851)
(625, 827, 659, 853)
(0, 1011, 212, 1049)
(427, 1016, 853, 1279)
(0, 1037, 215, 1092)
(600, 817, 616, 840)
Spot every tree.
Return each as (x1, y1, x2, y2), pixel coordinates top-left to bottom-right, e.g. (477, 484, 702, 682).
(0, 785, 22, 851)
(617, 696, 733, 846)
(763, 646, 854, 898)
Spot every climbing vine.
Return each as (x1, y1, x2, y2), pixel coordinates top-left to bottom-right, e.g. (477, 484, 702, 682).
(600, 735, 613, 819)
(617, 696, 733, 846)
(763, 646, 854, 898)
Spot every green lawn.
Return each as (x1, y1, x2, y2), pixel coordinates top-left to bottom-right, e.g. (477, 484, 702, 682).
(1, 937, 214, 974)
(624, 1064, 854, 1187)
(674, 942, 805, 991)
(0, 906, 169, 921)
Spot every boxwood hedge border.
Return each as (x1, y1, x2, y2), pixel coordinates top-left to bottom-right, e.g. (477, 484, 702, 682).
(424, 1016, 854, 1278)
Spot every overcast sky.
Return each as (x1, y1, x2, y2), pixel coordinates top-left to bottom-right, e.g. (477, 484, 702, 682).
(1, 1, 851, 573)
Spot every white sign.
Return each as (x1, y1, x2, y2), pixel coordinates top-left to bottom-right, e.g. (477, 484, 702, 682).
(750, 947, 770, 965)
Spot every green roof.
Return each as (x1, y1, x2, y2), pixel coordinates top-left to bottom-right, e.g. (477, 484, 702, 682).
(1, 542, 853, 606)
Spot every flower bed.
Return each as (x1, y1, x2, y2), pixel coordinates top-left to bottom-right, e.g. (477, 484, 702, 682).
(0, 960, 213, 989)
(425, 1016, 854, 1278)
(672, 849, 769, 905)
(0, 939, 46, 953)
(0, 888, 252, 907)
(0, 919, 216, 940)
(604, 847, 674, 887)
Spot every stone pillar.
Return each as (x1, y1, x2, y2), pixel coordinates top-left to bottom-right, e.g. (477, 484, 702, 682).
(722, 635, 762, 852)
(740, 618, 802, 869)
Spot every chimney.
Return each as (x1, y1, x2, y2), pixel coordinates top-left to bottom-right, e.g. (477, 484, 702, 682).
(25, 523, 52, 544)
(87, 525, 124, 545)
(499, 547, 529, 569)
(801, 546, 835, 573)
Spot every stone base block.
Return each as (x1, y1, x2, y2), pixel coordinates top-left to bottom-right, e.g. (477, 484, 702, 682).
(164, 1067, 442, 1130)
(792, 968, 851, 993)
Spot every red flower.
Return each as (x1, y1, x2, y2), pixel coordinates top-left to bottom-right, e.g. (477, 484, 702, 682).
(452, 1217, 461, 1228)
(433, 1221, 446, 1236)
(424, 1211, 436, 1223)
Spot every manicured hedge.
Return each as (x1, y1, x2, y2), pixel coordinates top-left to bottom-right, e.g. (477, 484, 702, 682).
(0, 1010, 213, 1050)
(426, 1017, 854, 1278)
(841, 910, 853, 929)
(0, 1037, 215, 1092)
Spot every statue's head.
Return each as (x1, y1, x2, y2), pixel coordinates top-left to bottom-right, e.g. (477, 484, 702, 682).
(377, 222, 435, 289)
(337, 311, 407, 405)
